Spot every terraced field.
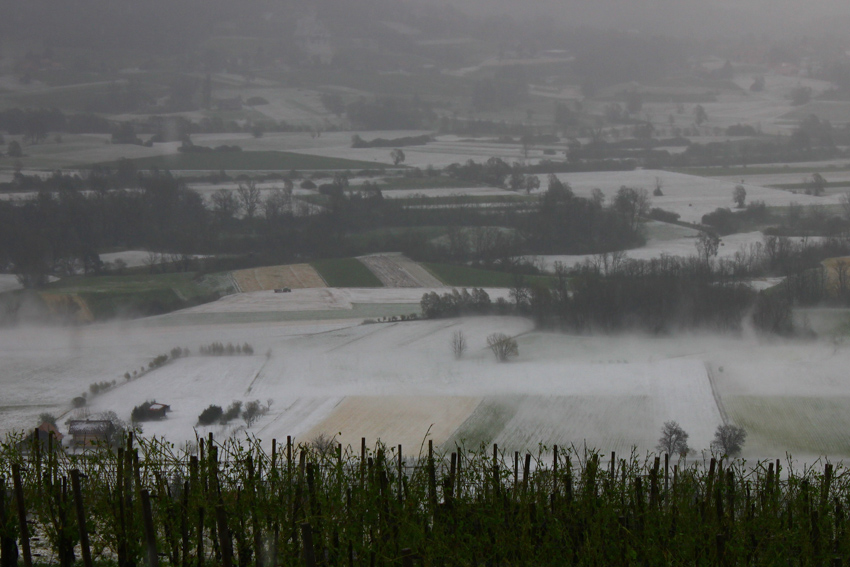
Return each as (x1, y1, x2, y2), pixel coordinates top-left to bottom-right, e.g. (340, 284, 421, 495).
(359, 253, 445, 288)
(232, 264, 327, 292)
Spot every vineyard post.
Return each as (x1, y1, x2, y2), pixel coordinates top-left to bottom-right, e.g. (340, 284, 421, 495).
(650, 457, 660, 509)
(179, 481, 189, 567)
(215, 504, 233, 567)
(0, 479, 17, 567)
(553, 445, 559, 495)
(522, 454, 531, 496)
(11, 464, 32, 567)
(492, 444, 500, 496)
(70, 470, 93, 567)
(401, 548, 413, 567)
(427, 441, 437, 512)
(397, 445, 403, 505)
(664, 453, 669, 504)
(140, 489, 159, 567)
(820, 463, 833, 513)
(455, 450, 462, 501)
(247, 457, 263, 567)
(513, 452, 519, 498)
(448, 453, 457, 504)
(300, 523, 316, 567)
(726, 470, 735, 525)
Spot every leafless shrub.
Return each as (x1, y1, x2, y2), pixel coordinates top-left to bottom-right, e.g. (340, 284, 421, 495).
(487, 333, 518, 362)
(451, 330, 468, 359)
(310, 433, 338, 457)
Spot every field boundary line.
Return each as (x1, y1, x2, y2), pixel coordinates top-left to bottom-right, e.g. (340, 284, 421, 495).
(230, 272, 243, 293)
(397, 320, 459, 346)
(327, 322, 398, 352)
(704, 362, 729, 426)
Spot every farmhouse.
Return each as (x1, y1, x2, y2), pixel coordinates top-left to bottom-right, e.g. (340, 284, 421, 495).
(68, 420, 116, 448)
(16, 422, 64, 453)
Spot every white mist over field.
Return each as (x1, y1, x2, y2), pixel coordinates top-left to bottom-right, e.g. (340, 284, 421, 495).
(3, 296, 850, 462)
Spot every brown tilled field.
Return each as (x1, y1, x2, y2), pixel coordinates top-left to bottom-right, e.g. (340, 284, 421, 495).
(300, 396, 482, 454)
(232, 264, 327, 292)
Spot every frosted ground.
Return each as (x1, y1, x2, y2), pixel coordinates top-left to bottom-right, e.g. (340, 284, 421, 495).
(3, 294, 850, 461)
(533, 231, 819, 272)
(544, 169, 843, 224)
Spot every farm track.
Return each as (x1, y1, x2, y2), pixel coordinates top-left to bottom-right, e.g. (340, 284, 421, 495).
(326, 322, 399, 353)
(396, 320, 460, 347)
(705, 362, 729, 426)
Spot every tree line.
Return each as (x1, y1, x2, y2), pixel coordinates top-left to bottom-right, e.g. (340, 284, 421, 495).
(0, 166, 645, 286)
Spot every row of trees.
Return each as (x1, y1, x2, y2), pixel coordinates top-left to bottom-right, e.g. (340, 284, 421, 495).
(658, 420, 747, 457)
(424, 232, 850, 335)
(1, 164, 647, 286)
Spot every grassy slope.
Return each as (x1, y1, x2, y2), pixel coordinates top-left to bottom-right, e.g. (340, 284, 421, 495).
(423, 262, 554, 288)
(43, 272, 219, 319)
(94, 151, 391, 171)
(310, 258, 384, 288)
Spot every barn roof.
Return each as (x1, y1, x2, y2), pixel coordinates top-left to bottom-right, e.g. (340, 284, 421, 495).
(68, 420, 114, 435)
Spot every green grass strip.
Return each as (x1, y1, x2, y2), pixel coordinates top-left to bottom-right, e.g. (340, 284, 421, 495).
(423, 262, 554, 288)
(311, 258, 384, 287)
(90, 151, 391, 171)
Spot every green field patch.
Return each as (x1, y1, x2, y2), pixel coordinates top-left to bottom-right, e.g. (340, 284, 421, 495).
(725, 396, 850, 456)
(444, 396, 523, 449)
(311, 258, 384, 288)
(43, 272, 220, 319)
(92, 151, 390, 171)
(423, 262, 554, 288)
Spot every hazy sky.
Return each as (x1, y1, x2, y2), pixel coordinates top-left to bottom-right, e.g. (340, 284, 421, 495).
(425, 0, 850, 38)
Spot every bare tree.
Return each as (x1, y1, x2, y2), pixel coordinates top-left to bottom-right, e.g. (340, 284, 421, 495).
(657, 421, 690, 457)
(263, 186, 292, 219)
(310, 433, 338, 457)
(712, 424, 747, 456)
(211, 188, 241, 222)
(451, 330, 468, 359)
(237, 181, 262, 219)
(487, 333, 519, 362)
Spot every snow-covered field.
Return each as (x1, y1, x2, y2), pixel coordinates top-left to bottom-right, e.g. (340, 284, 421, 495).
(4, 305, 850, 461)
(533, 231, 816, 271)
(543, 169, 843, 224)
(382, 186, 518, 199)
(0, 274, 22, 294)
